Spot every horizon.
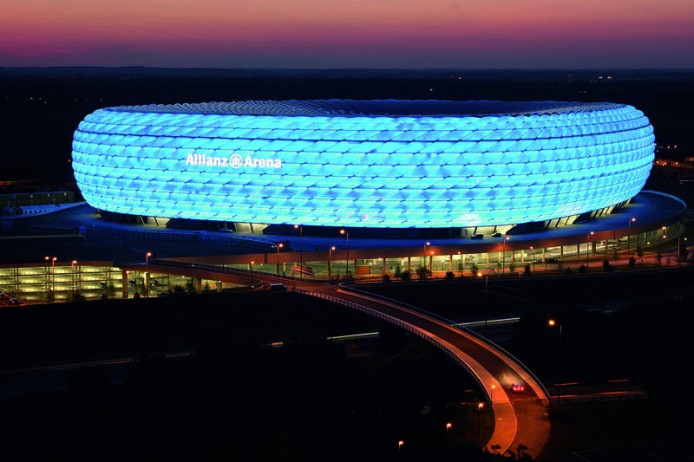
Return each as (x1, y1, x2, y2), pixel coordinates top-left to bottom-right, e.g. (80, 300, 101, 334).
(2, 1, 694, 69)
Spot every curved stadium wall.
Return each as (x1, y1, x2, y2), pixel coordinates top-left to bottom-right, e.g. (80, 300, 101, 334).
(71, 100, 655, 228)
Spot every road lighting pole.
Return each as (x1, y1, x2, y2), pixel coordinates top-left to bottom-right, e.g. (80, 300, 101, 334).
(502, 236, 510, 275)
(44, 256, 50, 297)
(276, 242, 284, 275)
(340, 229, 349, 281)
(478, 272, 489, 336)
(548, 318, 563, 405)
(71, 260, 77, 292)
(328, 246, 335, 280)
(44, 256, 58, 300)
(678, 236, 688, 263)
(477, 403, 484, 445)
(423, 241, 430, 270)
(294, 224, 303, 281)
(52, 257, 57, 298)
(586, 232, 594, 270)
(627, 217, 636, 259)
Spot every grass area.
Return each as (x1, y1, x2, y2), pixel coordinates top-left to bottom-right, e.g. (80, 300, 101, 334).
(0, 291, 495, 461)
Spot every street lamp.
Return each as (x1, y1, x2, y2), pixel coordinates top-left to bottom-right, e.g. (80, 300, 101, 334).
(294, 224, 303, 281)
(586, 232, 594, 270)
(627, 217, 636, 259)
(477, 272, 489, 336)
(490, 384, 496, 408)
(45, 256, 57, 299)
(477, 402, 485, 445)
(502, 236, 510, 275)
(146, 251, 152, 267)
(678, 236, 688, 263)
(340, 229, 349, 280)
(548, 318, 563, 405)
(276, 242, 284, 275)
(445, 422, 452, 434)
(328, 246, 336, 280)
(423, 241, 430, 269)
(398, 440, 404, 452)
(71, 260, 77, 292)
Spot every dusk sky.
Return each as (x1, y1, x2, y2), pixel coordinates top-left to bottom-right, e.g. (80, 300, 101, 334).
(2, 0, 694, 69)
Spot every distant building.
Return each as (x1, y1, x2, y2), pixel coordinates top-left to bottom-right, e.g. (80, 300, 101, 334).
(71, 99, 656, 237)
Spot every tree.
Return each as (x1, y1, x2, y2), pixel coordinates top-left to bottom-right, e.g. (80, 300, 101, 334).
(69, 291, 86, 302)
(415, 265, 430, 280)
(602, 259, 613, 272)
(400, 270, 411, 281)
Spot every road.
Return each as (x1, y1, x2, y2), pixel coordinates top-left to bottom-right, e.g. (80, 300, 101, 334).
(293, 282, 551, 458)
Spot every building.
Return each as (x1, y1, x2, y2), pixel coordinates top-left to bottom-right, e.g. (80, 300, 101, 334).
(2, 99, 682, 302)
(71, 99, 656, 236)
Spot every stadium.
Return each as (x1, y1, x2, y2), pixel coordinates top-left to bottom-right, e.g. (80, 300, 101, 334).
(4, 98, 686, 303)
(71, 99, 657, 234)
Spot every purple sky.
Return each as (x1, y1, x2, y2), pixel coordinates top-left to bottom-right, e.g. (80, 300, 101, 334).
(2, 0, 694, 68)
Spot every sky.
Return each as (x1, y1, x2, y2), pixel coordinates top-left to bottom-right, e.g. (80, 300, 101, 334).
(2, 0, 694, 69)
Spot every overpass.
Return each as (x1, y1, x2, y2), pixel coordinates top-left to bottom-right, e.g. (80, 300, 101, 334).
(129, 258, 552, 458)
(298, 283, 551, 458)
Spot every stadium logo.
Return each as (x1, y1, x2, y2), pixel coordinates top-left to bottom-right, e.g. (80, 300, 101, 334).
(186, 153, 282, 169)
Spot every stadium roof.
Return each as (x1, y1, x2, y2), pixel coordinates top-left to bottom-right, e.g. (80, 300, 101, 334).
(109, 99, 625, 117)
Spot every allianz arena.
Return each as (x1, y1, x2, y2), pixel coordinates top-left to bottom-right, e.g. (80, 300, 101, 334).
(71, 99, 655, 230)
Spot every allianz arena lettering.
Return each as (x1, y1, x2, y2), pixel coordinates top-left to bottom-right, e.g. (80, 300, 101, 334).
(185, 153, 282, 169)
(71, 100, 655, 228)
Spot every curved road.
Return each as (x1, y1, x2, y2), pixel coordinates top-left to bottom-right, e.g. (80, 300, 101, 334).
(302, 283, 551, 459)
(140, 261, 552, 458)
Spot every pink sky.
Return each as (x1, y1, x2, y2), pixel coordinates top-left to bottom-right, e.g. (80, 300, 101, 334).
(2, 0, 693, 68)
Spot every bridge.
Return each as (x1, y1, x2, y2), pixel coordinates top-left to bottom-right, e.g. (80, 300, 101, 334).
(132, 259, 552, 458)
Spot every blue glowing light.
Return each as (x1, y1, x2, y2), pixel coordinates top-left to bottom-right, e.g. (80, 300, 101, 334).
(71, 100, 654, 228)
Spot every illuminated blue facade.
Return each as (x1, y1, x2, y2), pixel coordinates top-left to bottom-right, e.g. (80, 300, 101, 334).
(71, 100, 655, 228)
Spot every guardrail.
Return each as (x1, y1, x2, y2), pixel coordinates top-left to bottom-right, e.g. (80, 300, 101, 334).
(294, 287, 488, 400)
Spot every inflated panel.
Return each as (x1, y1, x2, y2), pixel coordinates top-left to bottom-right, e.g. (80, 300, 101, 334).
(71, 100, 654, 228)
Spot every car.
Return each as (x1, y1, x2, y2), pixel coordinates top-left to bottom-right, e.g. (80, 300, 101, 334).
(470, 233, 484, 240)
(491, 232, 502, 238)
(545, 257, 559, 263)
(269, 283, 288, 291)
(511, 382, 525, 393)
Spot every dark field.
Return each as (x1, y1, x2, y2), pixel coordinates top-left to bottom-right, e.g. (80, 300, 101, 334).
(2, 267, 694, 461)
(0, 290, 489, 461)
